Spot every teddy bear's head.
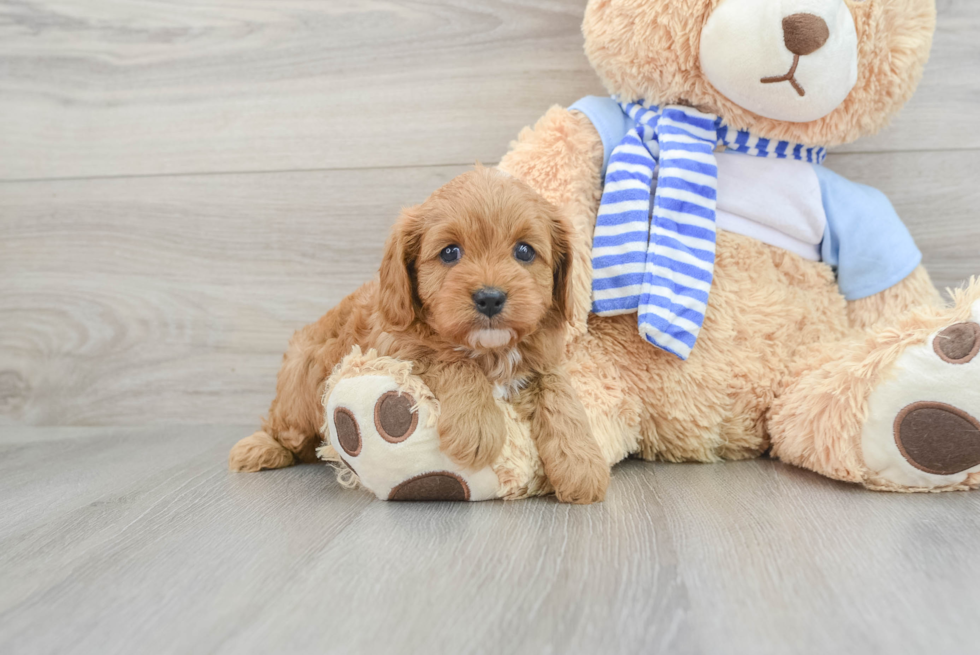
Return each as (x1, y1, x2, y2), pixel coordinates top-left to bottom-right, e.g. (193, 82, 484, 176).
(583, 0, 935, 146)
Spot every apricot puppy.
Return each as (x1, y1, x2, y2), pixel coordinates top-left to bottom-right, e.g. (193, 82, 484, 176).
(229, 166, 610, 504)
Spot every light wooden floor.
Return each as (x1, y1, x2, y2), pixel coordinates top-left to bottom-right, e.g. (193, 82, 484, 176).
(2, 1, 980, 654)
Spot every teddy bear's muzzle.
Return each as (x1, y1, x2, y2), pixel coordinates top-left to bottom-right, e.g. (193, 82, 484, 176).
(699, 0, 859, 123)
(760, 13, 833, 97)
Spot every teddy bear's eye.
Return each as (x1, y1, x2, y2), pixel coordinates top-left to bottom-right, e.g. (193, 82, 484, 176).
(514, 242, 536, 263)
(439, 245, 462, 265)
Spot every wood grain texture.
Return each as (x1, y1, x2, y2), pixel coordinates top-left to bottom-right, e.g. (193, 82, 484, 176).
(650, 460, 980, 655)
(0, 151, 980, 425)
(0, 0, 601, 180)
(835, 0, 980, 154)
(2, 3, 980, 654)
(2, 153, 978, 428)
(2, 426, 980, 655)
(826, 150, 980, 292)
(0, 165, 468, 426)
(0, 0, 978, 181)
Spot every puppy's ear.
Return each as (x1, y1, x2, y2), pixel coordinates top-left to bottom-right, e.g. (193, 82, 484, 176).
(551, 209, 576, 325)
(378, 206, 423, 331)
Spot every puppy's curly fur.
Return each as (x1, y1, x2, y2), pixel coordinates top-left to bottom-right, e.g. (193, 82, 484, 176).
(230, 166, 610, 504)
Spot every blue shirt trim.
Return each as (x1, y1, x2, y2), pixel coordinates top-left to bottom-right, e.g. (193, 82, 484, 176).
(569, 95, 923, 301)
(814, 165, 922, 301)
(569, 95, 634, 176)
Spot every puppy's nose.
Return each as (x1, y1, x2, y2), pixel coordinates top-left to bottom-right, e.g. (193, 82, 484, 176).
(472, 287, 507, 318)
(782, 13, 829, 56)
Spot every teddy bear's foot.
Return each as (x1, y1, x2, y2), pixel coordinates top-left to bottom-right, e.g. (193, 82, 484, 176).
(862, 299, 980, 491)
(318, 353, 501, 501)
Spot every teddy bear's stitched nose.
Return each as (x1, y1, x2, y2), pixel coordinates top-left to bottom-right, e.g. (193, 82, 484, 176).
(782, 13, 830, 57)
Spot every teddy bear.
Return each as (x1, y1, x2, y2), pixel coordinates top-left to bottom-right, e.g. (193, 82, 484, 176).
(309, 0, 980, 501)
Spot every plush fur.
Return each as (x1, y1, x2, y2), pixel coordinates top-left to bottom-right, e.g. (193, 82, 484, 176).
(480, 0, 980, 494)
(583, 0, 936, 146)
(230, 167, 609, 504)
(493, 100, 976, 494)
(237, 0, 980, 500)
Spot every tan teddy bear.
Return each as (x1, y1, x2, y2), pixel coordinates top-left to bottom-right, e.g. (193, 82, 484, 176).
(234, 0, 980, 501)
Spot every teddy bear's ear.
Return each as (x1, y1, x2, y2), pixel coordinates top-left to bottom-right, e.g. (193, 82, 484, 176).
(378, 206, 424, 331)
(550, 208, 576, 325)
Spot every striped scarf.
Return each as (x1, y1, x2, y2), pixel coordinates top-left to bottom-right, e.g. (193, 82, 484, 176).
(591, 100, 827, 360)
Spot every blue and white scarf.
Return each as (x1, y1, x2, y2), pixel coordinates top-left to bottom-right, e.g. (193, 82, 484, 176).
(591, 100, 827, 360)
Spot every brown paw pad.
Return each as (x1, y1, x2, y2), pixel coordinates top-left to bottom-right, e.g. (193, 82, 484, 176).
(388, 472, 471, 502)
(374, 391, 419, 443)
(334, 407, 361, 457)
(894, 402, 980, 475)
(934, 322, 980, 364)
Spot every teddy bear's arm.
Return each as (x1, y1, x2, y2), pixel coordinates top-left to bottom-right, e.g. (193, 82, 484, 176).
(498, 106, 605, 333)
(846, 265, 943, 330)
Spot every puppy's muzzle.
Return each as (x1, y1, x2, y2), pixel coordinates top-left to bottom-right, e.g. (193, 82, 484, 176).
(472, 287, 507, 318)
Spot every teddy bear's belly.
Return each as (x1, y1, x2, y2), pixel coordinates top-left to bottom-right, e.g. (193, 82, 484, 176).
(572, 231, 850, 464)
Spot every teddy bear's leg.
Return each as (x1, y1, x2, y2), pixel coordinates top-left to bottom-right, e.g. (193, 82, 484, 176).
(318, 347, 549, 501)
(769, 280, 980, 491)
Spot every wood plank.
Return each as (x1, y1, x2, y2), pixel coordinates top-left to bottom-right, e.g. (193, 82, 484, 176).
(834, 0, 980, 154)
(2, 426, 980, 654)
(0, 427, 696, 655)
(0, 426, 376, 653)
(0, 0, 601, 181)
(212, 464, 696, 655)
(0, 165, 468, 427)
(649, 459, 980, 654)
(2, 152, 979, 428)
(826, 150, 980, 292)
(0, 0, 977, 181)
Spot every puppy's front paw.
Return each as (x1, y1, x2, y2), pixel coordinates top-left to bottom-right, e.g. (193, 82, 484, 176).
(549, 450, 610, 505)
(438, 405, 506, 470)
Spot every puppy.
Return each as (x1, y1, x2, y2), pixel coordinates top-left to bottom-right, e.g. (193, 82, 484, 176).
(229, 166, 609, 504)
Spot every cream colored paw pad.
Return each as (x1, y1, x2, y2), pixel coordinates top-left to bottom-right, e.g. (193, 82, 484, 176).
(322, 374, 500, 502)
(862, 303, 980, 489)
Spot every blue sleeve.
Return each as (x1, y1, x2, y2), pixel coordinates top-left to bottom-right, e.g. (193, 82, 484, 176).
(815, 165, 922, 301)
(568, 96, 634, 176)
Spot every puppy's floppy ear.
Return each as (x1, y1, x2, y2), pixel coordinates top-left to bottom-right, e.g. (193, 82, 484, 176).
(378, 206, 423, 331)
(550, 208, 576, 325)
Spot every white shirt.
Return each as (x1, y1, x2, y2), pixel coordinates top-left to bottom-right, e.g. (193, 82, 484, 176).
(715, 152, 826, 261)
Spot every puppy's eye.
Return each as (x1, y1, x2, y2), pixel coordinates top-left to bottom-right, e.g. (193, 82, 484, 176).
(440, 245, 462, 265)
(514, 242, 536, 263)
